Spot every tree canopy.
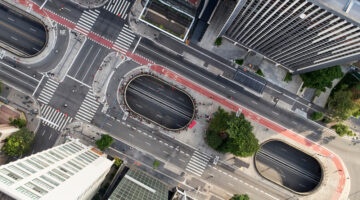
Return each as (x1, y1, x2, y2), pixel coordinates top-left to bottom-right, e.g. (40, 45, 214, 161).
(205, 107, 259, 157)
(230, 194, 250, 200)
(1, 128, 34, 157)
(96, 134, 114, 151)
(328, 89, 358, 120)
(300, 65, 343, 91)
(9, 118, 27, 128)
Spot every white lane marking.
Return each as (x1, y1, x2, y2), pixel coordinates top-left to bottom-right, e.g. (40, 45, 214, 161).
(163, 150, 169, 154)
(8, 17, 15, 21)
(106, 122, 112, 126)
(129, 133, 134, 137)
(0, 61, 39, 82)
(145, 142, 151, 146)
(272, 111, 279, 115)
(179, 159, 186, 163)
(139, 44, 226, 88)
(251, 100, 258, 104)
(11, 36, 18, 41)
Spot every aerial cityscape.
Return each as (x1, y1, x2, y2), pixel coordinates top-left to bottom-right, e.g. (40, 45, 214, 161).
(0, 0, 359, 199)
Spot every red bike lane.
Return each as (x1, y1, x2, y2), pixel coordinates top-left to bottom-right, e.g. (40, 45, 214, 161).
(150, 64, 346, 200)
(15, 1, 347, 199)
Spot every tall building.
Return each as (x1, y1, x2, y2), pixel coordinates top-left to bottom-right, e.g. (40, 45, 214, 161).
(220, 0, 360, 73)
(0, 139, 113, 200)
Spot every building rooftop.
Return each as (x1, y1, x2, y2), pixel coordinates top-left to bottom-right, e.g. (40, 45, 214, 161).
(310, 0, 360, 26)
(108, 169, 169, 200)
(0, 139, 113, 200)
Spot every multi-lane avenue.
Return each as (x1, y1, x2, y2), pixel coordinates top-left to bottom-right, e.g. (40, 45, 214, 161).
(0, 0, 357, 200)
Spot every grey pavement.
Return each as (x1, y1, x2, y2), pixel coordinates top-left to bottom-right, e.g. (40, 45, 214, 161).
(93, 52, 124, 103)
(49, 33, 86, 82)
(2, 83, 41, 134)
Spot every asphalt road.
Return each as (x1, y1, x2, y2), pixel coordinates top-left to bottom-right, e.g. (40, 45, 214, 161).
(125, 75, 194, 130)
(4, 0, 360, 198)
(0, 3, 46, 57)
(0, 60, 42, 95)
(256, 140, 322, 193)
(28, 124, 59, 155)
(67, 40, 110, 86)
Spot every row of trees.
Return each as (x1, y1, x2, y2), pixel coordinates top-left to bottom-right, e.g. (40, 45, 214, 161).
(205, 108, 259, 157)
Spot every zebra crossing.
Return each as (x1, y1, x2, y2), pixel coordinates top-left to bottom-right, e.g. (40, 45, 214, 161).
(103, 0, 131, 19)
(185, 151, 211, 177)
(37, 78, 59, 105)
(75, 89, 100, 123)
(40, 104, 73, 131)
(75, 9, 100, 35)
(112, 24, 136, 54)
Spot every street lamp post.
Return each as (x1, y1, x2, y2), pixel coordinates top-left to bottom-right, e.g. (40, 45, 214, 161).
(40, 0, 50, 10)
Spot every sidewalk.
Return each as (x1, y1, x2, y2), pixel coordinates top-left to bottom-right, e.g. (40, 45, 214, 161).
(1, 84, 41, 134)
(49, 32, 87, 82)
(149, 64, 350, 200)
(93, 52, 125, 103)
(69, 0, 108, 9)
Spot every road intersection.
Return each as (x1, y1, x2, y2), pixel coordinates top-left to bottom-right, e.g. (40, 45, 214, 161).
(0, 0, 356, 200)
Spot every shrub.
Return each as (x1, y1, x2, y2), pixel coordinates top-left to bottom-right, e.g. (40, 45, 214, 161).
(284, 72, 292, 82)
(235, 59, 243, 65)
(96, 135, 114, 151)
(214, 37, 222, 46)
(331, 124, 354, 137)
(310, 112, 323, 121)
(256, 69, 264, 77)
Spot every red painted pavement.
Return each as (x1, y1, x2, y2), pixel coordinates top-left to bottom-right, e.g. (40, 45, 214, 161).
(13, 1, 346, 199)
(150, 64, 346, 200)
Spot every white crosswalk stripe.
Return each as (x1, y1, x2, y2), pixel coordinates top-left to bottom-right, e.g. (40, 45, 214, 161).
(103, 0, 131, 19)
(75, 9, 100, 35)
(112, 24, 136, 54)
(37, 78, 59, 105)
(185, 151, 211, 177)
(40, 104, 73, 131)
(75, 89, 100, 123)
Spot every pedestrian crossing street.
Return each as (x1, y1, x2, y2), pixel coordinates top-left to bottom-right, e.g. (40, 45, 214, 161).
(75, 89, 100, 123)
(185, 151, 211, 177)
(40, 104, 73, 131)
(37, 78, 59, 105)
(103, 0, 131, 19)
(75, 9, 100, 35)
(112, 24, 136, 54)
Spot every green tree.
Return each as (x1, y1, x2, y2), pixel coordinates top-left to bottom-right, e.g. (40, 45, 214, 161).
(331, 123, 354, 137)
(221, 114, 259, 157)
(327, 90, 358, 120)
(284, 72, 292, 83)
(214, 37, 222, 46)
(153, 160, 160, 169)
(256, 69, 264, 77)
(300, 65, 343, 91)
(230, 194, 250, 200)
(235, 59, 243, 65)
(114, 157, 123, 167)
(310, 112, 323, 121)
(9, 118, 27, 128)
(205, 108, 259, 157)
(1, 128, 34, 157)
(96, 134, 114, 151)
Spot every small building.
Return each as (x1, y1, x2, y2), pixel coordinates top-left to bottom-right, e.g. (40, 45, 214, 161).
(0, 139, 113, 200)
(108, 168, 169, 200)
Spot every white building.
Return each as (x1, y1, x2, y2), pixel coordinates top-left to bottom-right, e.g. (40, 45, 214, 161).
(0, 139, 113, 200)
